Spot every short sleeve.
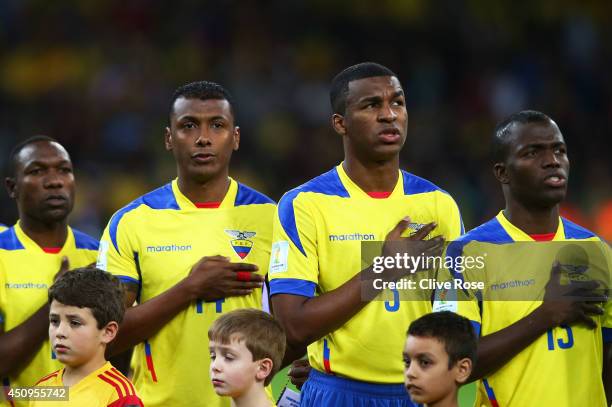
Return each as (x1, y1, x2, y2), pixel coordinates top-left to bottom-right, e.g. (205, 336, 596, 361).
(97, 212, 140, 287)
(268, 193, 318, 298)
(434, 240, 482, 336)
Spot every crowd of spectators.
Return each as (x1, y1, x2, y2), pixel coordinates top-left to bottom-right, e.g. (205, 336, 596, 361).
(1, 0, 610, 239)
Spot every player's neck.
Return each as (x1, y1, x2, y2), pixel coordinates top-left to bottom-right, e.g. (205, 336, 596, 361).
(504, 201, 560, 234)
(62, 354, 107, 387)
(342, 156, 399, 192)
(231, 383, 272, 407)
(178, 173, 230, 204)
(18, 218, 68, 248)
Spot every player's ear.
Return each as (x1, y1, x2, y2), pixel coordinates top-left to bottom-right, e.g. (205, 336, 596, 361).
(332, 113, 347, 136)
(493, 162, 509, 184)
(100, 321, 119, 344)
(5, 177, 17, 199)
(454, 357, 472, 384)
(164, 127, 173, 151)
(255, 358, 273, 383)
(233, 126, 240, 151)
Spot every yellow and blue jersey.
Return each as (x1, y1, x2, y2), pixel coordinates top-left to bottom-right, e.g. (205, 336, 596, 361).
(97, 178, 275, 407)
(268, 163, 463, 383)
(0, 223, 99, 407)
(445, 211, 612, 407)
(0, 225, 7, 233)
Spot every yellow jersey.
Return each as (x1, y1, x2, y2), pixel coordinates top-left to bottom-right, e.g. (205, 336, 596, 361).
(0, 223, 98, 407)
(445, 211, 611, 407)
(268, 163, 463, 383)
(98, 178, 275, 407)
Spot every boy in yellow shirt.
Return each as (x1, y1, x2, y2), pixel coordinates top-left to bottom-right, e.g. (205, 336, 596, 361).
(30, 268, 143, 407)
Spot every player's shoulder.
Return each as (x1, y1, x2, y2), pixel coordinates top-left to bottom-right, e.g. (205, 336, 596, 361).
(560, 217, 598, 240)
(234, 182, 275, 206)
(108, 182, 179, 226)
(457, 217, 513, 245)
(35, 369, 62, 385)
(0, 226, 24, 251)
(278, 167, 349, 207)
(400, 170, 449, 197)
(97, 365, 141, 405)
(71, 227, 100, 251)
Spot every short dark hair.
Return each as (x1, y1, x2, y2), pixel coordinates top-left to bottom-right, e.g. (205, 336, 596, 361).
(492, 110, 553, 163)
(330, 62, 397, 115)
(169, 81, 236, 123)
(208, 309, 286, 386)
(7, 135, 59, 177)
(48, 268, 125, 329)
(407, 311, 477, 369)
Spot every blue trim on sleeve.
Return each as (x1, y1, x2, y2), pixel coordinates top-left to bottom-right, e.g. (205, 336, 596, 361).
(0, 227, 24, 250)
(603, 328, 612, 343)
(470, 320, 481, 337)
(278, 168, 349, 256)
(72, 229, 99, 250)
(109, 183, 179, 252)
(561, 218, 596, 240)
(270, 278, 316, 298)
(235, 183, 275, 206)
(118, 275, 140, 286)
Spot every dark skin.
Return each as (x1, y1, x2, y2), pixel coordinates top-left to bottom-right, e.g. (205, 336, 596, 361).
(273, 76, 444, 385)
(107, 97, 264, 356)
(471, 120, 611, 404)
(0, 141, 74, 377)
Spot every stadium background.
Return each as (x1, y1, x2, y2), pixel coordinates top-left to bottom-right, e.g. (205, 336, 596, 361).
(0, 1, 610, 405)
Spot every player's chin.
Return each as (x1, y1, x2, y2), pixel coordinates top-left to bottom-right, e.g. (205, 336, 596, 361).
(189, 166, 222, 182)
(539, 189, 567, 206)
(212, 386, 233, 397)
(370, 144, 403, 161)
(407, 391, 428, 404)
(40, 207, 71, 222)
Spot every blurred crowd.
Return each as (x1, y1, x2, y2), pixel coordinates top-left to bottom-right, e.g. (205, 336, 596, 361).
(1, 0, 610, 239)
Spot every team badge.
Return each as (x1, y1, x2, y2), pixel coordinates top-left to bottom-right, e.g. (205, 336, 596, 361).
(225, 230, 256, 259)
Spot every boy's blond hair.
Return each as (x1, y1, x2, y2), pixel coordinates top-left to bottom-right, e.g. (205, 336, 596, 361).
(208, 309, 286, 386)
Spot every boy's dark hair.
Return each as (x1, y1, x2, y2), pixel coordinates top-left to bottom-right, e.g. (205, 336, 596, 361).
(7, 135, 59, 177)
(492, 110, 553, 163)
(48, 268, 125, 329)
(208, 309, 286, 386)
(330, 62, 397, 115)
(169, 81, 236, 124)
(408, 311, 477, 368)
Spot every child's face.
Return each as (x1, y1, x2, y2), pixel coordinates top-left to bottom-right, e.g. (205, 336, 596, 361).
(49, 300, 114, 367)
(209, 335, 271, 398)
(403, 335, 464, 405)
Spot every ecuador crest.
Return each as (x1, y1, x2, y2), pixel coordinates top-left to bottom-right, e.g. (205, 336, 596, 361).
(225, 230, 256, 259)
